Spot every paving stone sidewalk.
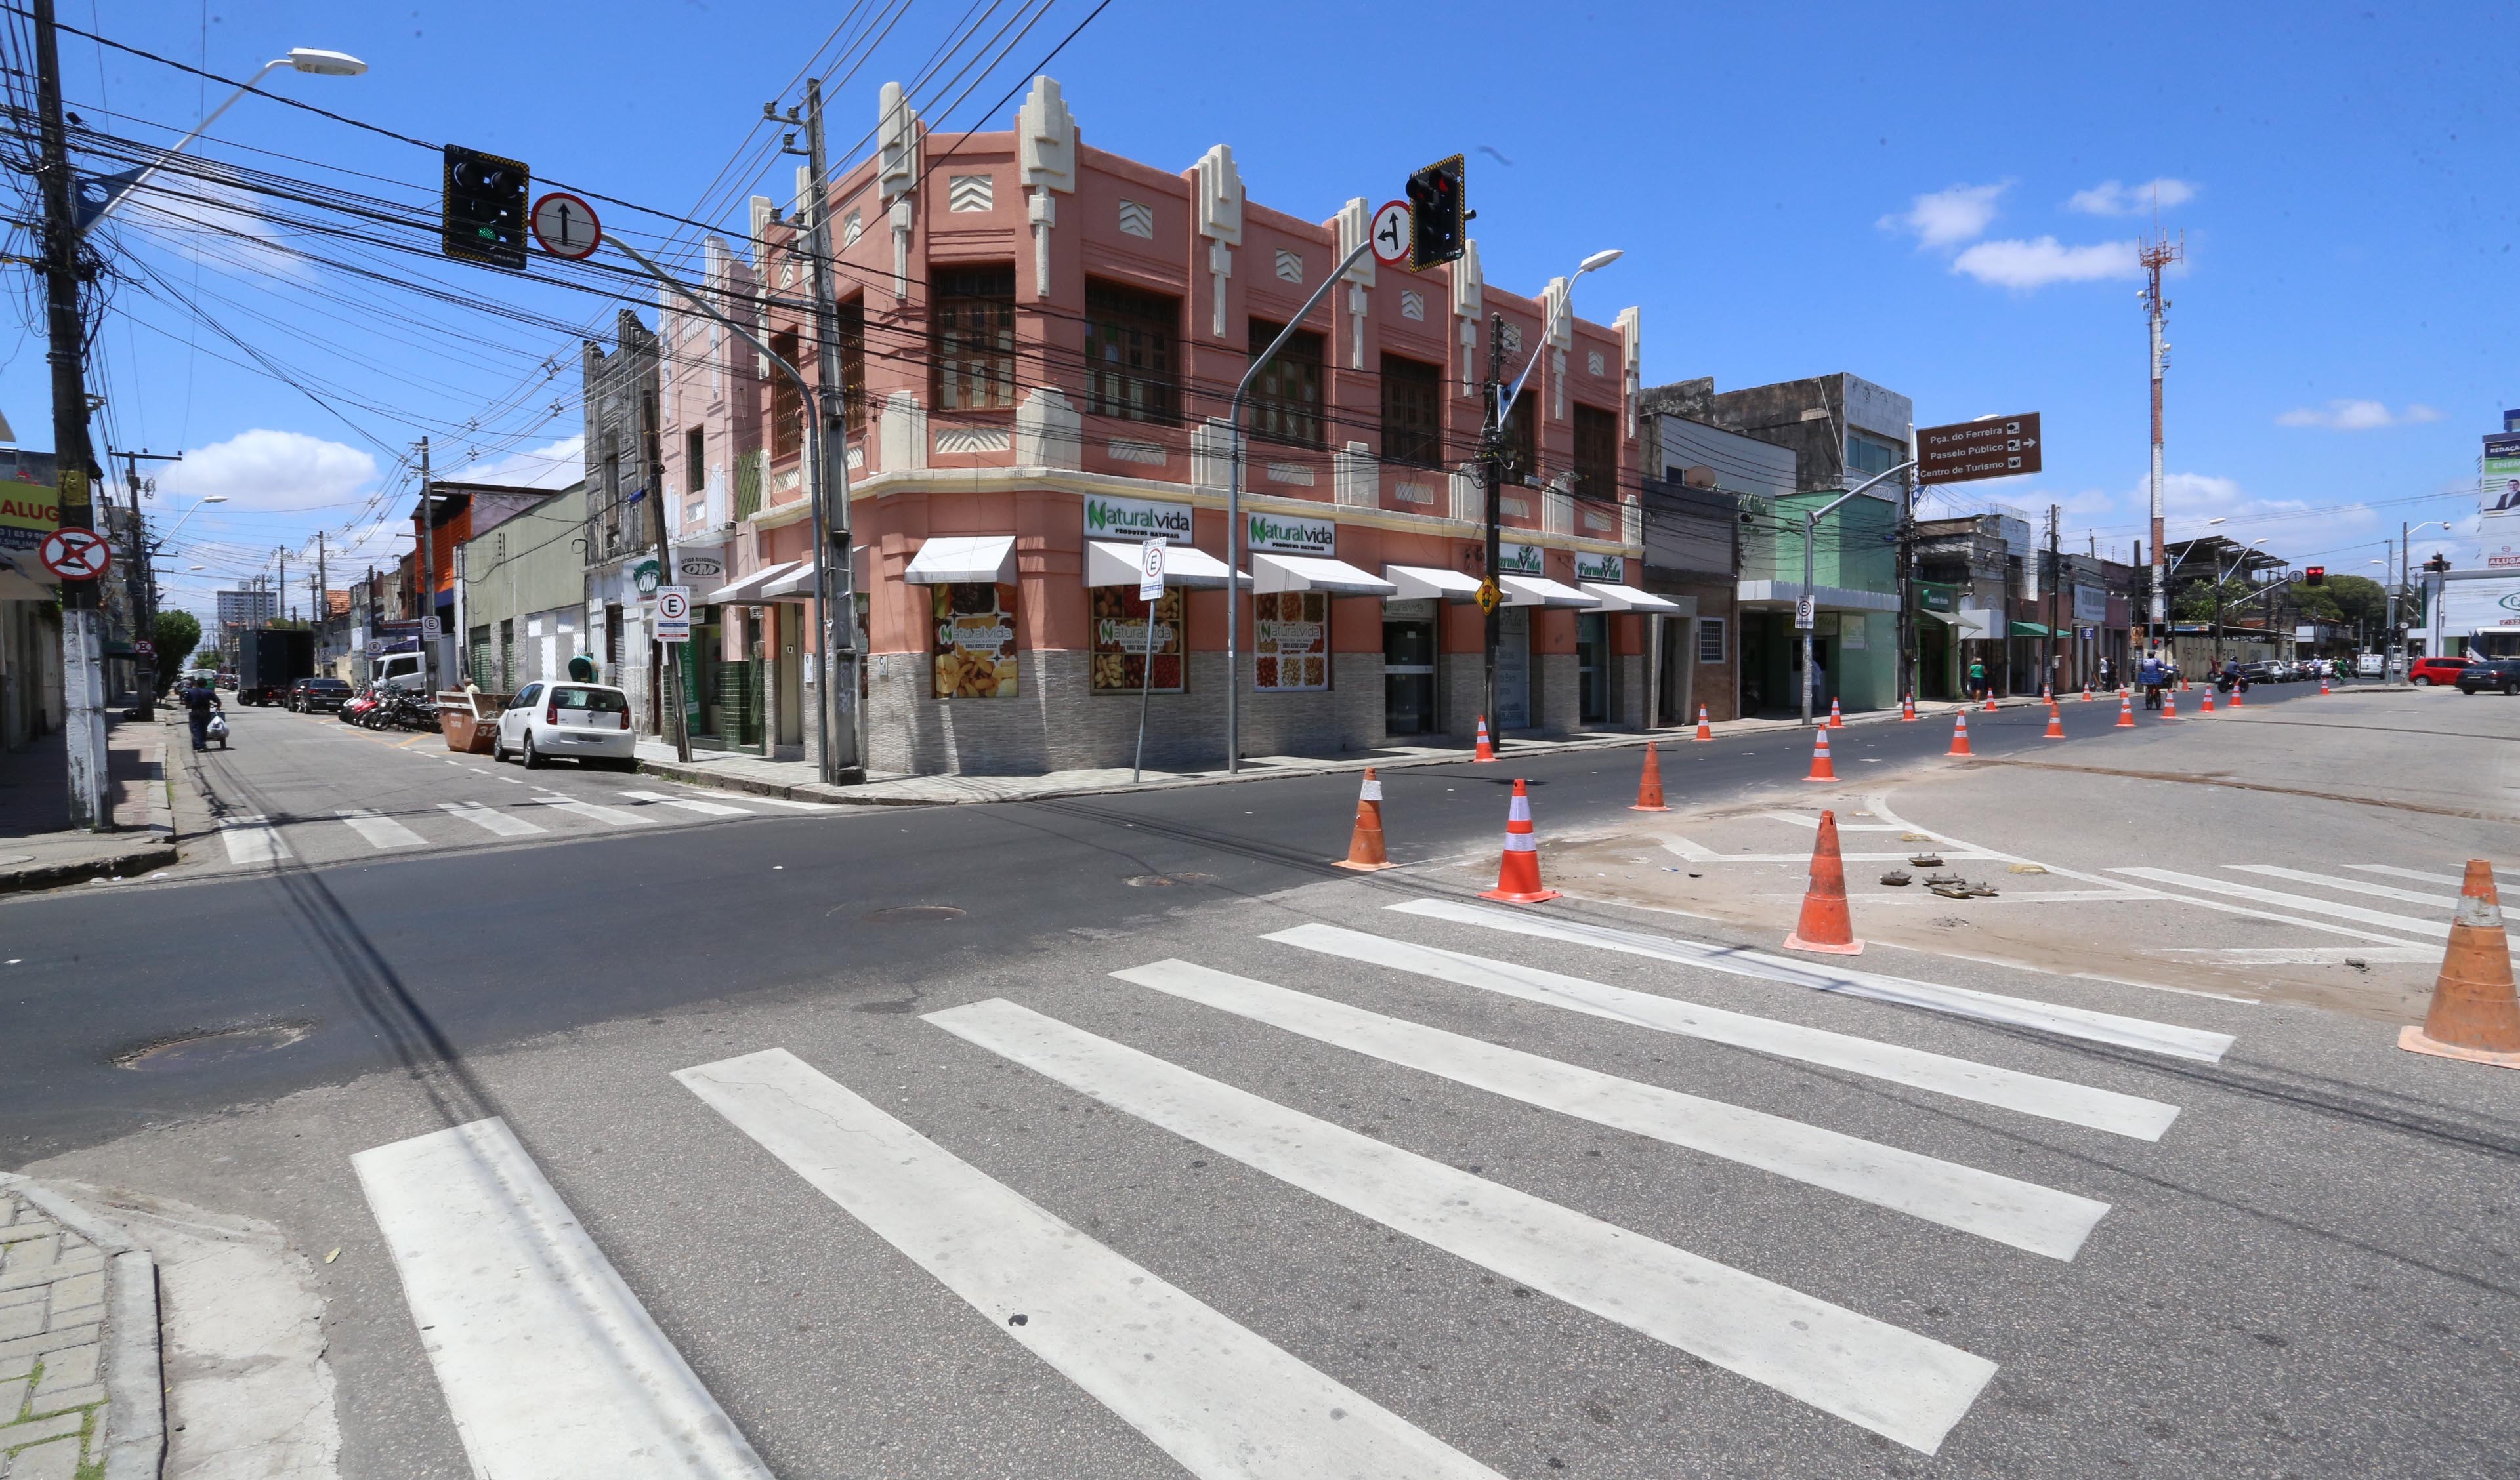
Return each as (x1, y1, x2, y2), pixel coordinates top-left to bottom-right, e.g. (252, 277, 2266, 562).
(0, 1183, 161, 1480)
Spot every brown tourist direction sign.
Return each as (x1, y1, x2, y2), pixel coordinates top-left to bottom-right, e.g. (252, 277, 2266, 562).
(1916, 413, 2042, 486)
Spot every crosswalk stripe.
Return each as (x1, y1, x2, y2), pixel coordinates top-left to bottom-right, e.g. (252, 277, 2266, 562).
(336, 808, 426, 850)
(1267, 924, 2177, 1140)
(2112, 868, 2448, 941)
(350, 1118, 773, 1479)
(2230, 865, 2458, 909)
(527, 794, 656, 827)
(2348, 863, 2471, 888)
(217, 818, 289, 865)
(620, 789, 752, 817)
(2170, 947, 2436, 965)
(677, 1048, 1505, 1480)
(1667, 841, 2000, 864)
(1114, 959, 2109, 1260)
(437, 800, 549, 838)
(1389, 899, 2236, 1065)
(925, 998, 1998, 1456)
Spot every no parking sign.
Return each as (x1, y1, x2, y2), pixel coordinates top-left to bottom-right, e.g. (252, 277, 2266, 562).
(656, 585, 692, 642)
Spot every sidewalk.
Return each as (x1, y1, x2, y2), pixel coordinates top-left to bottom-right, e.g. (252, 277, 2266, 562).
(635, 693, 2043, 808)
(0, 722, 179, 895)
(0, 1176, 163, 1480)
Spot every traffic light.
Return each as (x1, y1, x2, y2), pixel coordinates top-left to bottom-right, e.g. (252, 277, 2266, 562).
(442, 144, 528, 270)
(2304, 565, 2324, 586)
(1406, 154, 1465, 271)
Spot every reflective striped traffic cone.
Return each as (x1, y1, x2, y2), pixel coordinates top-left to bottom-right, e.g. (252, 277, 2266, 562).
(1900, 692, 1918, 721)
(1332, 768, 1396, 871)
(1629, 743, 1670, 812)
(1478, 779, 1560, 904)
(1694, 704, 1713, 742)
(1948, 711, 1973, 757)
(2201, 688, 2215, 713)
(1983, 691, 2000, 712)
(1782, 809, 1864, 956)
(1473, 715, 1496, 762)
(1827, 696, 1845, 729)
(2319, 677, 2331, 695)
(2042, 684, 2053, 705)
(2043, 708, 2066, 740)
(1805, 726, 1836, 781)
(2230, 687, 2244, 707)
(2082, 682, 2093, 702)
(2398, 860, 2520, 1069)
(2163, 690, 2179, 719)
(2116, 691, 2137, 728)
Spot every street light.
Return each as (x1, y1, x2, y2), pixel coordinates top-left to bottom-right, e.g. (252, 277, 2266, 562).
(81, 49, 368, 234)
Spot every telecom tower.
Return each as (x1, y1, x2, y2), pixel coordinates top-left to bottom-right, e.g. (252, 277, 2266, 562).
(2139, 226, 2182, 640)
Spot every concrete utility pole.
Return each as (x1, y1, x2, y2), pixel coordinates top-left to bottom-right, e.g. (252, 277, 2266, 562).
(116, 450, 179, 716)
(796, 77, 862, 782)
(1480, 314, 1509, 747)
(417, 437, 436, 691)
(31, 0, 110, 828)
(2139, 226, 2181, 646)
(2046, 503, 2060, 691)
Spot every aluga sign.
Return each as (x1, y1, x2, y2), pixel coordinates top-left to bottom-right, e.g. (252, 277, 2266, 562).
(1246, 511, 1336, 556)
(1085, 493, 1194, 543)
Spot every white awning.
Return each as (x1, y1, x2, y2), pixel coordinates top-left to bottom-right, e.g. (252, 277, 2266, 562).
(703, 561, 803, 605)
(1498, 573, 1600, 609)
(902, 535, 1017, 585)
(1580, 582, 1683, 613)
(757, 562, 822, 600)
(1383, 564, 1484, 602)
(1085, 539, 1247, 589)
(1917, 607, 1962, 625)
(1250, 553, 1397, 596)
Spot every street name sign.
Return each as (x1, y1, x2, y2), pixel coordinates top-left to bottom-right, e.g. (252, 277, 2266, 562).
(530, 192, 601, 260)
(1917, 413, 2043, 485)
(37, 527, 110, 580)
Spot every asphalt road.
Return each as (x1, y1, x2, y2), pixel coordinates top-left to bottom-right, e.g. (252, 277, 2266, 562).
(10, 678, 2517, 1480)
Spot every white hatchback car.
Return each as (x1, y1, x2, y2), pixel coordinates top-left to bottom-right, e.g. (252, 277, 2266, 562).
(492, 681, 638, 770)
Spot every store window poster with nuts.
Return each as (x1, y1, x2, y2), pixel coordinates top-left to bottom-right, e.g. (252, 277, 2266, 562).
(1254, 590, 1328, 691)
(933, 583, 1020, 698)
(1091, 585, 1183, 692)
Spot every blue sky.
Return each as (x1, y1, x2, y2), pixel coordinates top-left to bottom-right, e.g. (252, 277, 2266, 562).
(15, 0, 2510, 621)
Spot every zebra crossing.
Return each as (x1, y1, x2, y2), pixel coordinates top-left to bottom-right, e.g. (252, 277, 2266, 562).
(209, 785, 810, 867)
(353, 896, 2239, 1472)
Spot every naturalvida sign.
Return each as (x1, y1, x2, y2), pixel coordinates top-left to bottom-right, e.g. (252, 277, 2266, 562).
(1574, 552, 1624, 584)
(1085, 493, 1194, 544)
(1495, 543, 1545, 576)
(1246, 510, 1336, 556)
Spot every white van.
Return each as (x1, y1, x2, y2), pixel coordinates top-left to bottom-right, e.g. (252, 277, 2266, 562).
(2355, 652, 2385, 678)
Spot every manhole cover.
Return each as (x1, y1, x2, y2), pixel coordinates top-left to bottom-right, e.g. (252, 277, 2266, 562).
(863, 905, 966, 923)
(115, 1022, 312, 1071)
(1125, 872, 1218, 888)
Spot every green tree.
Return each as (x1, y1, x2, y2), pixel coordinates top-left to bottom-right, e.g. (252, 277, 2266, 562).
(151, 609, 201, 692)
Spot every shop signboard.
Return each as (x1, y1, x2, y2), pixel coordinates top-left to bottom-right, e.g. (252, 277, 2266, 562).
(932, 582, 1019, 698)
(0, 482, 56, 552)
(1246, 510, 1337, 556)
(2073, 585, 2108, 623)
(1085, 493, 1196, 544)
(1253, 591, 1328, 691)
(1574, 551, 1624, 583)
(1495, 542, 1545, 576)
(1091, 585, 1183, 692)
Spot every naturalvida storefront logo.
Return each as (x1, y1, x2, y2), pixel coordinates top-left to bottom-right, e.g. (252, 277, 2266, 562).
(1574, 552, 1624, 583)
(1085, 493, 1193, 543)
(1496, 543, 1545, 576)
(1247, 512, 1336, 554)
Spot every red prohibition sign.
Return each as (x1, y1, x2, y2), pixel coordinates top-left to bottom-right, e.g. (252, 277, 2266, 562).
(39, 526, 111, 580)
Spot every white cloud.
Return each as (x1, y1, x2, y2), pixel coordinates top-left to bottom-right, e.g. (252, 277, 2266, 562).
(2274, 400, 2443, 430)
(121, 175, 312, 281)
(2065, 178, 2198, 216)
(1878, 181, 2008, 248)
(156, 428, 375, 513)
(446, 434, 584, 491)
(1950, 236, 2141, 289)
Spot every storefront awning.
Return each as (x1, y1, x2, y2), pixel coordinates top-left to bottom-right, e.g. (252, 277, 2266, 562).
(1918, 607, 1960, 625)
(703, 561, 803, 605)
(1498, 574, 1601, 609)
(1383, 564, 1484, 602)
(2009, 620, 2051, 638)
(757, 562, 822, 600)
(1085, 539, 1246, 589)
(1579, 582, 1683, 613)
(902, 535, 1017, 585)
(1250, 553, 1396, 596)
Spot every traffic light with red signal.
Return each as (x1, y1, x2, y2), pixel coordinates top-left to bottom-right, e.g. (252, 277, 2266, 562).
(2304, 565, 2325, 586)
(1406, 155, 1465, 271)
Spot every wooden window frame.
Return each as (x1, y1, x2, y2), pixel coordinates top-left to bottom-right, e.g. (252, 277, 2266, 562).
(1247, 318, 1325, 449)
(932, 266, 1018, 412)
(1085, 280, 1181, 425)
(1379, 352, 1445, 468)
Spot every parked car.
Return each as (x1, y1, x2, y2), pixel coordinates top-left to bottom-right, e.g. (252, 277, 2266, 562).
(288, 676, 352, 713)
(2355, 652, 2385, 677)
(2409, 655, 2473, 686)
(2454, 659, 2520, 695)
(2237, 661, 2281, 684)
(491, 681, 637, 769)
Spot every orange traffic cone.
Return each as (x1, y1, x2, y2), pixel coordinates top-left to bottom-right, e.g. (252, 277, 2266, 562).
(2162, 689, 2178, 720)
(2319, 677, 2331, 695)
(1900, 692, 1918, 721)
(2230, 686, 2244, 707)
(2115, 691, 2136, 728)
(2082, 682, 2093, 703)
(2201, 688, 2215, 713)
(2042, 684, 2053, 705)
(1805, 726, 1836, 781)
(1629, 743, 1671, 812)
(2397, 860, 2520, 1069)
(1948, 711, 1973, 757)
(1473, 715, 1496, 762)
(1694, 704, 1713, 742)
(1983, 691, 1999, 712)
(1782, 809, 1864, 956)
(1479, 779, 1560, 904)
(2043, 708, 2066, 740)
(1828, 696, 1845, 729)
(1333, 768, 1396, 871)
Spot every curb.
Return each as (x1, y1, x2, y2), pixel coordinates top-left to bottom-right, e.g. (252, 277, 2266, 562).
(0, 1174, 165, 1480)
(0, 842, 179, 897)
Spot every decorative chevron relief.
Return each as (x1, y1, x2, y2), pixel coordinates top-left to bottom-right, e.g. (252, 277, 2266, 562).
(1117, 199, 1154, 239)
(840, 211, 862, 247)
(1588, 350, 1606, 377)
(1274, 248, 1303, 284)
(1400, 289, 1427, 321)
(1265, 461, 1316, 486)
(1106, 438, 1166, 465)
(948, 175, 994, 213)
(1395, 482, 1436, 504)
(934, 425, 1012, 454)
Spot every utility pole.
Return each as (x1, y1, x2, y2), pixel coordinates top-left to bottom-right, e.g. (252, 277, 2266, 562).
(316, 529, 328, 669)
(2139, 224, 2181, 649)
(795, 77, 860, 781)
(417, 437, 436, 691)
(32, 0, 110, 827)
(2045, 503, 2060, 691)
(1480, 314, 1508, 749)
(116, 449, 179, 716)
(277, 546, 288, 625)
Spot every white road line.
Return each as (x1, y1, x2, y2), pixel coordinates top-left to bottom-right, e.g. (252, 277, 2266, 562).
(620, 789, 751, 817)
(438, 800, 549, 838)
(336, 808, 426, 850)
(2165, 947, 2435, 966)
(2348, 863, 2471, 888)
(926, 999, 1995, 1456)
(1665, 842, 1998, 864)
(2230, 865, 2458, 909)
(677, 1048, 1505, 1480)
(1389, 899, 2236, 1065)
(1761, 812, 1906, 832)
(351, 1118, 773, 1480)
(1266, 924, 2177, 1140)
(711, 793, 827, 810)
(1115, 959, 2109, 1260)
(2111, 869, 2448, 941)
(527, 794, 656, 827)
(216, 817, 289, 865)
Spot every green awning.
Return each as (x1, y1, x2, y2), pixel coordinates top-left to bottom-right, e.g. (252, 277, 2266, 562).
(2009, 620, 2051, 637)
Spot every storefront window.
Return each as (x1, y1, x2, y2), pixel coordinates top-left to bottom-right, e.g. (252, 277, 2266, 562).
(1091, 586, 1183, 692)
(1085, 281, 1179, 424)
(933, 267, 1017, 411)
(1248, 319, 1324, 447)
(1255, 591, 1328, 691)
(931, 583, 1020, 698)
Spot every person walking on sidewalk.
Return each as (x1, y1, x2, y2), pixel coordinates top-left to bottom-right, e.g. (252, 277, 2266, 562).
(180, 675, 220, 752)
(2097, 655, 2114, 691)
(1967, 656, 1987, 702)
